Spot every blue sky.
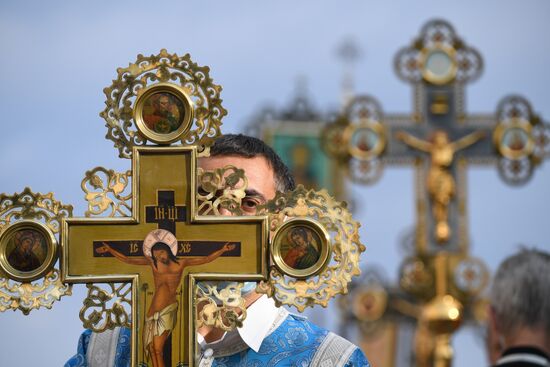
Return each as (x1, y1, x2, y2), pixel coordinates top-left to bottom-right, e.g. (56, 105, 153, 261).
(0, 1, 549, 366)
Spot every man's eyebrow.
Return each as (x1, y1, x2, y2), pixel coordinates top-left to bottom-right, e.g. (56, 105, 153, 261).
(244, 189, 266, 201)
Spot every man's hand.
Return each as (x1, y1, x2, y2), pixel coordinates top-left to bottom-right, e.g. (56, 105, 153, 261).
(222, 243, 236, 252)
(96, 242, 112, 254)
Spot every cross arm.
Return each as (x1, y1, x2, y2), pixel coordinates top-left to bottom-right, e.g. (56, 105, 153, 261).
(98, 242, 150, 266)
(180, 242, 234, 267)
(451, 130, 486, 152)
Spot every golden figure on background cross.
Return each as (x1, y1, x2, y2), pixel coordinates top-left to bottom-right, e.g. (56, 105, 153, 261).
(395, 130, 485, 243)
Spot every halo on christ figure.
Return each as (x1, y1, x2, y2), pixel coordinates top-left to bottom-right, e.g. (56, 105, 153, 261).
(142, 229, 178, 258)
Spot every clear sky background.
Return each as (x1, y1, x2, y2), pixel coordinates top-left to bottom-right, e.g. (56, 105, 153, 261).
(0, 1, 549, 366)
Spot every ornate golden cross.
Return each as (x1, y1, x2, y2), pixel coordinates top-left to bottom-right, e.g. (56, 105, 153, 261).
(61, 146, 268, 367)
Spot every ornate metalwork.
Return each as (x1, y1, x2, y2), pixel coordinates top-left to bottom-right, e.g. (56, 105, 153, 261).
(321, 95, 387, 184)
(256, 185, 365, 312)
(394, 19, 482, 85)
(100, 49, 227, 158)
(79, 282, 132, 332)
(0, 187, 73, 233)
(320, 114, 350, 162)
(0, 269, 71, 315)
(346, 158, 384, 184)
(195, 282, 247, 331)
(453, 257, 488, 295)
(0, 188, 73, 313)
(494, 95, 549, 185)
(82, 167, 132, 217)
(197, 165, 248, 216)
(399, 257, 434, 298)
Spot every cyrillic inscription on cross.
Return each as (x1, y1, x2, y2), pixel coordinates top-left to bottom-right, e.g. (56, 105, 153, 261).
(145, 190, 186, 234)
(62, 146, 268, 367)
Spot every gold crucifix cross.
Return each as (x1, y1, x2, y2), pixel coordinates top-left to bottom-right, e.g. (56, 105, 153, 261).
(61, 146, 268, 367)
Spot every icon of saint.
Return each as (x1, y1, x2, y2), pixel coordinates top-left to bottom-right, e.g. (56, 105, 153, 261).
(282, 227, 320, 270)
(7, 230, 45, 272)
(143, 93, 182, 134)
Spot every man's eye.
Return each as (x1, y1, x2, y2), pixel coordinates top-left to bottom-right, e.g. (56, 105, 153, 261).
(241, 198, 260, 212)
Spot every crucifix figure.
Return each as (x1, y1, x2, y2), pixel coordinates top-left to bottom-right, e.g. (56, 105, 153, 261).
(395, 129, 485, 243)
(97, 229, 235, 367)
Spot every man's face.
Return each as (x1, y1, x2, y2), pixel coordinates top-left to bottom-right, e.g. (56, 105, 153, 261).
(153, 248, 169, 265)
(158, 96, 171, 112)
(198, 155, 277, 215)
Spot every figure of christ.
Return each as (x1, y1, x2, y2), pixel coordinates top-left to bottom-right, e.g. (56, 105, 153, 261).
(96, 233, 235, 367)
(395, 129, 485, 243)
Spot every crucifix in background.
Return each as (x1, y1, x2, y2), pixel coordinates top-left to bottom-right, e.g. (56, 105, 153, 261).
(324, 19, 550, 367)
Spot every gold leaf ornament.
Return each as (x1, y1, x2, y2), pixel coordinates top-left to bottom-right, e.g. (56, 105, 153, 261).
(81, 167, 132, 217)
(257, 185, 365, 312)
(197, 166, 248, 216)
(100, 49, 227, 158)
(195, 282, 247, 331)
(0, 188, 73, 314)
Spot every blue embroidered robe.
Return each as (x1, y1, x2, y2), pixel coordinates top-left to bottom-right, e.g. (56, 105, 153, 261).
(65, 315, 369, 367)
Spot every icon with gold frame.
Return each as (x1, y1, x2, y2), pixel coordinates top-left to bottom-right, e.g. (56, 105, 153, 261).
(271, 218, 331, 279)
(0, 220, 57, 282)
(419, 45, 457, 85)
(343, 120, 386, 161)
(493, 118, 534, 160)
(134, 83, 194, 144)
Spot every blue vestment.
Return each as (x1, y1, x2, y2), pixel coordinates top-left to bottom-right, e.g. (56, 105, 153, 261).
(65, 314, 369, 367)
(201, 313, 370, 367)
(65, 327, 131, 367)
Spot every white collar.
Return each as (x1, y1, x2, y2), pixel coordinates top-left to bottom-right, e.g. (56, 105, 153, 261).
(238, 294, 284, 352)
(198, 295, 287, 356)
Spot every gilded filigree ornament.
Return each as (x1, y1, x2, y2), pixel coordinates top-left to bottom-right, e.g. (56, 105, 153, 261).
(394, 19, 482, 85)
(399, 257, 434, 298)
(197, 166, 248, 216)
(494, 95, 549, 185)
(453, 257, 488, 295)
(195, 282, 247, 331)
(320, 115, 350, 162)
(0, 187, 73, 233)
(0, 188, 73, 313)
(0, 269, 71, 315)
(321, 95, 387, 184)
(80, 283, 132, 332)
(256, 185, 365, 312)
(346, 158, 384, 185)
(82, 167, 132, 217)
(101, 49, 227, 158)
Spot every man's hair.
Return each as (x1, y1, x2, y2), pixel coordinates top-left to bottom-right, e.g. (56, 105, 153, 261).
(210, 134, 295, 192)
(490, 248, 550, 336)
(151, 242, 179, 269)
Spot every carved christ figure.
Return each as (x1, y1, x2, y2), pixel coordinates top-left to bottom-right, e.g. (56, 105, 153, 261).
(395, 129, 485, 243)
(96, 229, 235, 367)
